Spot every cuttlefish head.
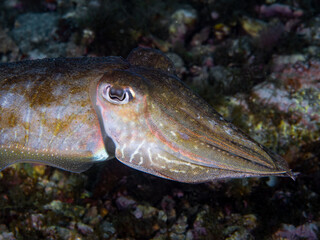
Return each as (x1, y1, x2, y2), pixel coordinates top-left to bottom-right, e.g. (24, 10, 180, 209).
(95, 47, 294, 183)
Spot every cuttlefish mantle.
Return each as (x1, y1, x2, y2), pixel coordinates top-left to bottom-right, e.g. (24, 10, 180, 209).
(0, 47, 294, 183)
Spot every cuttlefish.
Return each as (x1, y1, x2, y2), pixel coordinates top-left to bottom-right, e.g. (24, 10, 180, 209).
(0, 48, 294, 183)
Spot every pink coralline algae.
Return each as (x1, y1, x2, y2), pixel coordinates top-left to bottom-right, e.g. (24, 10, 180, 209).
(115, 196, 137, 210)
(218, 56, 320, 151)
(168, 8, 198, 46)
(272, 59, 320, 91)
(256, 3, 303, 19)
(274, 223, 318, 240)
(252, 58, 320, 133)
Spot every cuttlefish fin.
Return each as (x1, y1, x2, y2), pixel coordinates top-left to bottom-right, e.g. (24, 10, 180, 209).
(127, 47, 176, 75)
(0, 146, 94, 173)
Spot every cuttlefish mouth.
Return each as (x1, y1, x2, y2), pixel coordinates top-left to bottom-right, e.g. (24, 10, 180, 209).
(95, 47, 294, 183)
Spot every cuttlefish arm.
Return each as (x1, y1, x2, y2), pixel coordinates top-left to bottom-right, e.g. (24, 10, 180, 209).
(0, 48, 294, 182)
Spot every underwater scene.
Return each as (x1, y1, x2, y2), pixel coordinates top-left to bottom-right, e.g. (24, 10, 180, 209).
(0, 0, 319, 239)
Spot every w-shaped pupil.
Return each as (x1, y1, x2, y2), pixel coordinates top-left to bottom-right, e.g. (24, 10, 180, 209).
(109, 88, 125, 101)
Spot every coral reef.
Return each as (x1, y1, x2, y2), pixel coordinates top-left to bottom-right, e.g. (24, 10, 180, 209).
(0, 0, 320, 239)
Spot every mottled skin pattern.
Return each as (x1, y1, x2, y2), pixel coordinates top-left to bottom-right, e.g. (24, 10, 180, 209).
(0, 57, 128, 172)
(0, 48, 293, 182)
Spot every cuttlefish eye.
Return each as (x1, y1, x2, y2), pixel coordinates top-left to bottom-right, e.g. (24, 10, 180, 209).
(102, 85, 134, 104)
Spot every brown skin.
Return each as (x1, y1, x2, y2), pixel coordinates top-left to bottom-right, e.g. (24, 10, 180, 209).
(0, 57, 129, 172)
(0, 48, 294, 182)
